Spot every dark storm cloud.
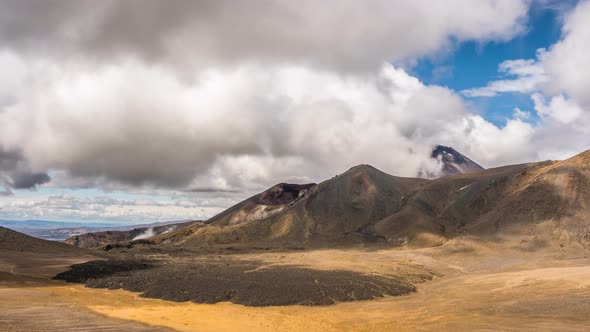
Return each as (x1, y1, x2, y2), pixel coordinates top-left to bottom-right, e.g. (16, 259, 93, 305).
(0, 148, 50, 189)
(0, 0, 529, 72)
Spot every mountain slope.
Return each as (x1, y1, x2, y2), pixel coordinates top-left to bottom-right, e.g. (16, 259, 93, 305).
(376, 150, 590, 250)
(0, 226, 97, 278)
(151, 150, 590, 252)
(0, 226, 83, 253)
(154, 165, 428, 248)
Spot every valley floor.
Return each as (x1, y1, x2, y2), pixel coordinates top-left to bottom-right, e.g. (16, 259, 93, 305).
(2, 240, 590, 331)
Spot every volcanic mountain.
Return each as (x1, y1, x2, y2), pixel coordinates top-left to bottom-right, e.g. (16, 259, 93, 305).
(430, 145, 485, 177)
(152, 150, 590, 251)
(152, 166, 429, 248)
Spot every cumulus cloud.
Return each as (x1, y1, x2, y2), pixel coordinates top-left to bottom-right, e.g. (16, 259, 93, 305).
(532, 93, 584, 124)
(0, 57, 541, 194)
(0, 0, 529, 73)
(11, 0, 588, 223)
(462, 58, 547, 97)
(541, 0, 590, 106)
(0, 192, 223, 223)
(527, 92, 590, 160)
(0, 0, 536, 197)
(462, 1, 590, 161)
(466, 1, 590, 108)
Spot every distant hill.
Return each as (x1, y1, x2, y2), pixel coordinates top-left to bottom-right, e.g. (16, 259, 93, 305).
(0, 226, 100, 279)
(0, 226, 82, 253)
(64, 220, 201, 248)
(0, 219, 194, 241)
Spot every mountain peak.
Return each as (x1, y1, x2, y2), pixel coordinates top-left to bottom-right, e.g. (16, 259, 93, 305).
(346, 164, 379, 173)
(431, 145, 484, 177)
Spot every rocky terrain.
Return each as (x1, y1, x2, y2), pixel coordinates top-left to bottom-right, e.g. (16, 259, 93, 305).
(54, 257, 428, 306)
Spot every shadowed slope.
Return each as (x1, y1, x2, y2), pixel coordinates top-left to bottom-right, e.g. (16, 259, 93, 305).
(0, 226, 98, 278)
(381, 150, 590, 250)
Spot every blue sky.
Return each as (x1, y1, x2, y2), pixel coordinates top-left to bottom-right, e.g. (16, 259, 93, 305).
(411, 1, 573, 126)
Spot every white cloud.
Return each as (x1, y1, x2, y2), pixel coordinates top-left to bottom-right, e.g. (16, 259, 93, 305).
(532, 93, 583, 124)
(540, 0, 590, 106)
(464, 1, 590, 107)
(0, 56, 542, 197)
(513, 107, 531, 120)
(434, 115, 536, 166)
(0, 191, 226, 223)
(462, 58, 547, 97)
(459, 1, 590, 162)
(527, 1, 590, 160)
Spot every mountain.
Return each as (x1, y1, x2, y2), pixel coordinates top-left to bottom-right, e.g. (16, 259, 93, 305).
(431, 145, 484, 176)
(151, 150, 590, 251)
(38, 149, 590, 314)
(153, 165, 429, 248)
(64, 220, 201, 248)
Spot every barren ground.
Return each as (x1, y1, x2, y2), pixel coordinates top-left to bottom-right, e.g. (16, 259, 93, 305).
(2, 238, 590, 331)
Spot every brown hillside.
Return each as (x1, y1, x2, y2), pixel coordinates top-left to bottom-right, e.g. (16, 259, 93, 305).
(151, 150, 590, 252)
(0, 226, 83, 253)
(154, 165, 428, 248)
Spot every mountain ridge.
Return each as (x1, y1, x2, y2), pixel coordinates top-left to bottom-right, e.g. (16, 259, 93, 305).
(150, 149, 590, 252)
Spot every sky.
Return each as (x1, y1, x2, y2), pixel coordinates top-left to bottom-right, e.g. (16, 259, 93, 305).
(1, 0, 590, 225)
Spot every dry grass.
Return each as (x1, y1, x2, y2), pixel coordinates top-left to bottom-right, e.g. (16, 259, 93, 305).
(3, 241, 590, 331)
